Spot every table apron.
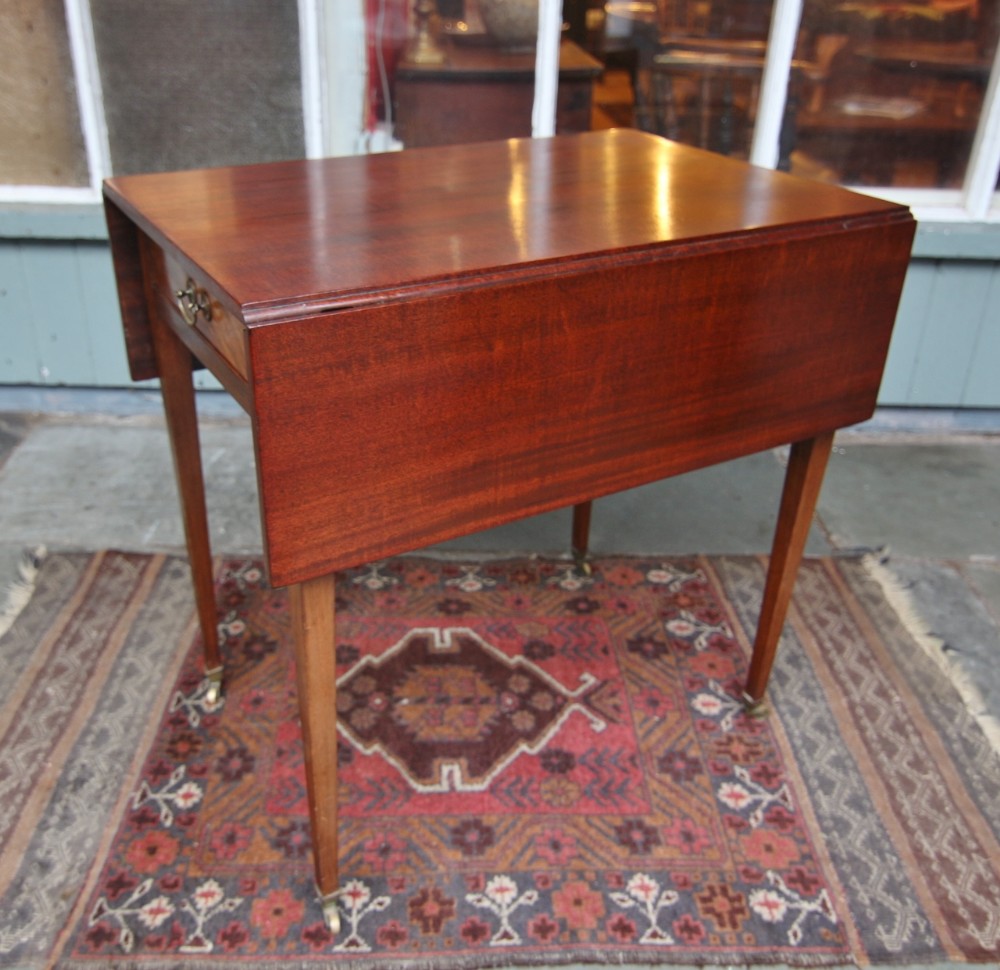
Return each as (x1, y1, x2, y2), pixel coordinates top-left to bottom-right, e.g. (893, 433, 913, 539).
(249, 220, 911, 586)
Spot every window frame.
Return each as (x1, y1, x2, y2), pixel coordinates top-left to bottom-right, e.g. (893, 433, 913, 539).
(1, 0, 998, 225)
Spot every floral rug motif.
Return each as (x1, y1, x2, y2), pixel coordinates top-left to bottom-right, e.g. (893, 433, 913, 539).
(49, 555, 1000, 968)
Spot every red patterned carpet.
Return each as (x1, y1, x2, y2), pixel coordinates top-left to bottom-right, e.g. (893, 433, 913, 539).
(3, 553, 998, 968)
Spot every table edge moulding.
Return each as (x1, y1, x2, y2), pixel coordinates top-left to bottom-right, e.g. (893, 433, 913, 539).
(102, 129, 916, 932)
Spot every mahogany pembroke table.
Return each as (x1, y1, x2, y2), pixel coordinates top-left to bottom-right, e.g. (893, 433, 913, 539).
(103, 129, 915, 930)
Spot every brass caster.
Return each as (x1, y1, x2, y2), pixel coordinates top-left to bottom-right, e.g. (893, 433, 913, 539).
(321, 895, 341, 935)
(742, 692, 769, 718)
(204, 667, 224, 707)
(572, 550, 592, 577)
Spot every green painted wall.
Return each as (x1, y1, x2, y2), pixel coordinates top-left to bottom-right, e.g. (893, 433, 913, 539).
(880, 257, 1000, 407)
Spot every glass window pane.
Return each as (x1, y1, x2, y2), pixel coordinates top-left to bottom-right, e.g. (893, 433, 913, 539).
(0, 0, 88, 187)
(793, 0, 998, 187)
(384, 0, 603, 148)
(580, 0, 778, 161)
(91, 0, 305, 175)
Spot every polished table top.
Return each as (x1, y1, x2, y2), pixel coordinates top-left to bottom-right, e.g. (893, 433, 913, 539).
(105, 129, 904, 324)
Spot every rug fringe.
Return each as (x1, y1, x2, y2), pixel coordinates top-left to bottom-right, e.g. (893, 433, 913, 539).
(0, 545, 47, 638)
(862, 549, 1000, 757)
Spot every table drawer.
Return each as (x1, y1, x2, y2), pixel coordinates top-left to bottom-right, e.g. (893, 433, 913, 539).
(157, 252, 249, 381)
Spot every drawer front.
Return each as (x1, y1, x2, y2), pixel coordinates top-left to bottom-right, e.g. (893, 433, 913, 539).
(159, 253, 249, 381)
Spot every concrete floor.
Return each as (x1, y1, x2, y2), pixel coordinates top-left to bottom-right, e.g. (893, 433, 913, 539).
(1, 389, 999, 731)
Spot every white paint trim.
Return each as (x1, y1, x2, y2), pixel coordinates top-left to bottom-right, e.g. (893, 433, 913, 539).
(64, 0, 111, 190)
(531, 0, 562, 138)
(299, 0, 327, 158)
(331, 0, 377, 154)
(749, 0, 802, 169)
(911, 203, 991, 224)
(0, 186, 101, 205)
(962, 43, 1000, 221)
(853, 186, 960, 206)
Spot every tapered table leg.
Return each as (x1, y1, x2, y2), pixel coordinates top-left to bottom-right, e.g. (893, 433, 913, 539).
(149, 312, 224, 701)
(744, 431, 835, 706)
(289, 573, 341, 932)
(572, 500, 593, 572)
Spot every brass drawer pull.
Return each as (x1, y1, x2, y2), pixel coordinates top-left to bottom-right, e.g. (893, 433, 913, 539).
(175, 279, 213, 326)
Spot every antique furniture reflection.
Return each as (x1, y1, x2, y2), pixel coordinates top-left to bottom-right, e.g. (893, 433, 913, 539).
(103, 130, 914, 932)
(394, 38, 602, 147)
(579, 0, 994, 185)
(796, 94, 977, 184)
(794, 35, 989, 184)
(650, 40, 811, 165)
(579, 0, 661, 125)
(791, 0, 993, 184)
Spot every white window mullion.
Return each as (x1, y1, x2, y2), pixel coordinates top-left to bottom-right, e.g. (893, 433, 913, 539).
(531, 0, 562, 138)
(299, 0, 326, 158)
(749, 0, 803, 169)
(64, 0, 110, 192)
(319, 0, 369, 155)
(962, 43, 1000, 222)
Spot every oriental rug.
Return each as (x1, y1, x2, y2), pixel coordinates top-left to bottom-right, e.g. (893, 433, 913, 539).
(2, 551, 998, 969)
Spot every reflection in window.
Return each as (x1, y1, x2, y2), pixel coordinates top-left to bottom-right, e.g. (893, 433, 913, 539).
(379, 0, 603, 149)
(576, 0, 783, 161)
(0, 0, 88, 186)
(793, 0, 998, 187)
(574, 0, 998, 188)
(90, 0, 305, 176)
